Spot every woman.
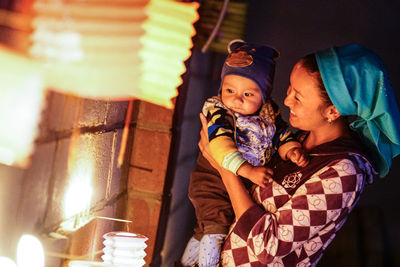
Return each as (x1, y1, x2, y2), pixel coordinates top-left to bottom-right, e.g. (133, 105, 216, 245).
(197, 44, 400, 266)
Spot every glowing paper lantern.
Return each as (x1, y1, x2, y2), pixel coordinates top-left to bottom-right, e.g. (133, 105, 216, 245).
(69, 261, 114, 267)
(0, 46, 45, 167)
(30, 0, 199, 108)
(101, 232, 148, 267)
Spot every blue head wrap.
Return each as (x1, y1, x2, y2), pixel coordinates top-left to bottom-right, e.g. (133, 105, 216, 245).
(315, 44, 400, 177)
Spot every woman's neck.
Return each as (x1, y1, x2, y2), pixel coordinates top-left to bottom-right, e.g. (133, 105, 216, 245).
(303, 119, 350, 151)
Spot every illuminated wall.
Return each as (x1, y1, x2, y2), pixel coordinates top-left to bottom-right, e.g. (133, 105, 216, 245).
(13, 91, 174, 266)
(0, 0, 196, 265)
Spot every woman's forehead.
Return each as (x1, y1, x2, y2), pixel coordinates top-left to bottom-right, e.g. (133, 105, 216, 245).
(290, 63, 321, 98)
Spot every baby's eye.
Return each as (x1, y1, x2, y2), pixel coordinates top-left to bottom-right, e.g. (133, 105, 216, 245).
(244, 92, 254, 97)
(226, 88, 234, 93)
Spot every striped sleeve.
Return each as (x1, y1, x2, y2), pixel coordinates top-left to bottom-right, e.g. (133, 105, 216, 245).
(222, 151, 247, 174)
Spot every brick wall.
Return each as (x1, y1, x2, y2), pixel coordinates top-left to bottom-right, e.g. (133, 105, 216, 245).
(125, 100, 174, 265)
(15, 90, 174, 267)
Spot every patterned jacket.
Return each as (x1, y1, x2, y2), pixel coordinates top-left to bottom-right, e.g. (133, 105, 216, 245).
(221, 133, 376, 266)
(202, 96, 299, 174)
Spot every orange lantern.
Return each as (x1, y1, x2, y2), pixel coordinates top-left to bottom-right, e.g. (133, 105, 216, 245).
(30, 0, 200, 108)
(0, 0, 198, 167)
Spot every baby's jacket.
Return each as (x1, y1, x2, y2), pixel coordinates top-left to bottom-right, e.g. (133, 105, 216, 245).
(202, 96, 299, 174)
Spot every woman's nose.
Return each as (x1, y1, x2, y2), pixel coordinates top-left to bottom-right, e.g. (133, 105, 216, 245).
(284, 94, 291, 107)
(284, 88, 292, 107)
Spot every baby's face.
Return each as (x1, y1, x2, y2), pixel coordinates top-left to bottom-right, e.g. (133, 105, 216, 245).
(221, 75, 263, 115)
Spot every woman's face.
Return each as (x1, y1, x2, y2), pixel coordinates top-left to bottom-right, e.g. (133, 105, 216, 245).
(221, 74, 263, 115)
(284, 61, 329, 131)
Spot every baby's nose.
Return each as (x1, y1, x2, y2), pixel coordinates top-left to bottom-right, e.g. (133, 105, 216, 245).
(235, 96, 244, 103)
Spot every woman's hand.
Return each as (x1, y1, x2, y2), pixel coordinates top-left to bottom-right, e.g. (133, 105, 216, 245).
(198, 113, 221, 171)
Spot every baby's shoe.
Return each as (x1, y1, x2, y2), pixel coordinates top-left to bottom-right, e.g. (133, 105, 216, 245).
(181, 236, 200, 266)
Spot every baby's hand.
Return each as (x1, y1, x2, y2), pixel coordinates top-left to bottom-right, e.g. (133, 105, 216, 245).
(237, 162, 273, 188)
(286, 147, 309, 167)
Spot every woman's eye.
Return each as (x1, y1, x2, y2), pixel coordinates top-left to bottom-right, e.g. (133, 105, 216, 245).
(226, 88, 233, 93)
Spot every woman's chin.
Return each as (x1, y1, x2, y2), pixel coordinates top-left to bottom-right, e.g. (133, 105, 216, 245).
(289, 116, 297, 127)
(289, 119, 305, 131)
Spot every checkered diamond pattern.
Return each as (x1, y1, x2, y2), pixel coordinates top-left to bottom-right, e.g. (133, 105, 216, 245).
(221, 157, 371, 266)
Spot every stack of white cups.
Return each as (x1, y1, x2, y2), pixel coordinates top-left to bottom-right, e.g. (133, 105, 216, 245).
(101, 232, 148, 267)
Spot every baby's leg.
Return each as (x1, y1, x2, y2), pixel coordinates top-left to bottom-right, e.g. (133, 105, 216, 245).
(199, 234, 226, 267)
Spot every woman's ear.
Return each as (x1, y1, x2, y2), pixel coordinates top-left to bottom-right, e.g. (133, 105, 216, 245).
(326, 105, 341, 121)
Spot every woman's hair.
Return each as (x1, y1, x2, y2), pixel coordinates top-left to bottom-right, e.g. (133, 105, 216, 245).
(301, 54, 333, 107)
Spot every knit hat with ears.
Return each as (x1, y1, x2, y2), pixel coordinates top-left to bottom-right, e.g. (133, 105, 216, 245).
(220, 39, 280, 102)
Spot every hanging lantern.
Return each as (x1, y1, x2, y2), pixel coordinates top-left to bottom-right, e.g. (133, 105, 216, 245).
(0, 0, 198, 166)
(29, 0, 200, 108)
(0, 45, 45, 168)
(68, 232, 147, 267)
(102, 232, 148, 267)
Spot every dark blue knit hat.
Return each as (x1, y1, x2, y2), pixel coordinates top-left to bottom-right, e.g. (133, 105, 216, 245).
(220, 40, 280, 102)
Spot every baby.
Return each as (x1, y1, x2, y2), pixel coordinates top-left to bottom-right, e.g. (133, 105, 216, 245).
(180, 40, 308, 267)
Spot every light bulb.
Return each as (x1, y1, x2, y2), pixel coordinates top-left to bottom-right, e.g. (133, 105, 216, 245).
(0, 256, 17, 267)
(16, 234, 45, 267)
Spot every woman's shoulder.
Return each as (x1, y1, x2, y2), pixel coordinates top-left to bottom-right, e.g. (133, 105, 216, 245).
(318, 132, 376, 174)
(299, 131, 369, 158)
(326, 153, 376, 183)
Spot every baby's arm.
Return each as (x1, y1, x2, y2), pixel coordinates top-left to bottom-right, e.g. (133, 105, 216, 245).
(236, 161, 273, 188)
(202, 97, 238, 167)
(269, 100, 309, 167)
(275, 130, 309, 167)
(279, 141, 309, 167)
